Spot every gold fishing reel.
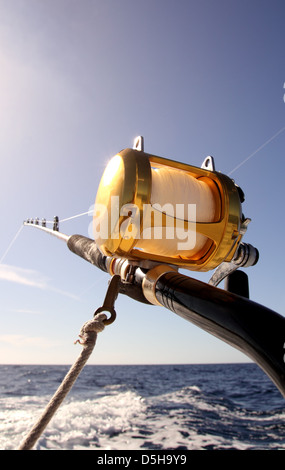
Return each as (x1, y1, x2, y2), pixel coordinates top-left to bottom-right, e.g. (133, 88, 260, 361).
(93, 137, 249, 272)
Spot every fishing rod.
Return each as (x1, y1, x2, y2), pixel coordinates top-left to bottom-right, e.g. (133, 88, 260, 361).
(24, 137, 285, 398)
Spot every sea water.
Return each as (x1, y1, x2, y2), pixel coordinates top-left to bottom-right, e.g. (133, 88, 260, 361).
(0, 363, 284, 450)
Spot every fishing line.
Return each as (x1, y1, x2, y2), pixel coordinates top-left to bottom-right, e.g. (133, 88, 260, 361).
(60, 209, 93, 223)
(228, 124, 285, 176)
(0, 211, 93, 265)
(0, 225, 24, 265)
(43, 209, 94, 225)
(77, 275, 107, 298)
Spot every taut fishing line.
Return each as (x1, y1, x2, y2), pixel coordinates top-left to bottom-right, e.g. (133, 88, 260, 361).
(228, 124, 285, 176)
(0, 225, 24, 264)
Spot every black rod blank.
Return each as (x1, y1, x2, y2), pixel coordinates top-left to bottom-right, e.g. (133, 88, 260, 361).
(155, 271, 285, 398)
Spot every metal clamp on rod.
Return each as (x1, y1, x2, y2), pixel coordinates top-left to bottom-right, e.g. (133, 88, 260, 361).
(142, 265, 178, 306)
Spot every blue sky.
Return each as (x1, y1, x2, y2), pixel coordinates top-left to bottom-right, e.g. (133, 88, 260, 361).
(0, 0, 284, 365)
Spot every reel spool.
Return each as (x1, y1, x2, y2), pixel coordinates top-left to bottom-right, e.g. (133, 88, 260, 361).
(93, 137, 246, 272)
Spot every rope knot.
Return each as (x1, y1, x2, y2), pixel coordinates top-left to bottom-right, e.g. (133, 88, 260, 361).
(75, 312, 107, 346)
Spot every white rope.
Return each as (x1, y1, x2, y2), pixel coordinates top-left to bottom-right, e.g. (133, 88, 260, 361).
(18, 312, 107, 451)
(228, 124, 285, 176)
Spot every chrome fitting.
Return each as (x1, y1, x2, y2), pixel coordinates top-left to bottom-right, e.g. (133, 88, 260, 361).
(142, 264, 178, 306)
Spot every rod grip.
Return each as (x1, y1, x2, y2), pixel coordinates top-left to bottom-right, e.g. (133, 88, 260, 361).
(67, 235, 108, 272)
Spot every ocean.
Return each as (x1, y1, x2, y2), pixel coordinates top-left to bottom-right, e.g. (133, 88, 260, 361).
(0, 363, 284, 451)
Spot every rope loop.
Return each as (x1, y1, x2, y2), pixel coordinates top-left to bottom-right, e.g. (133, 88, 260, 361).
(74, 312, 107, 346)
